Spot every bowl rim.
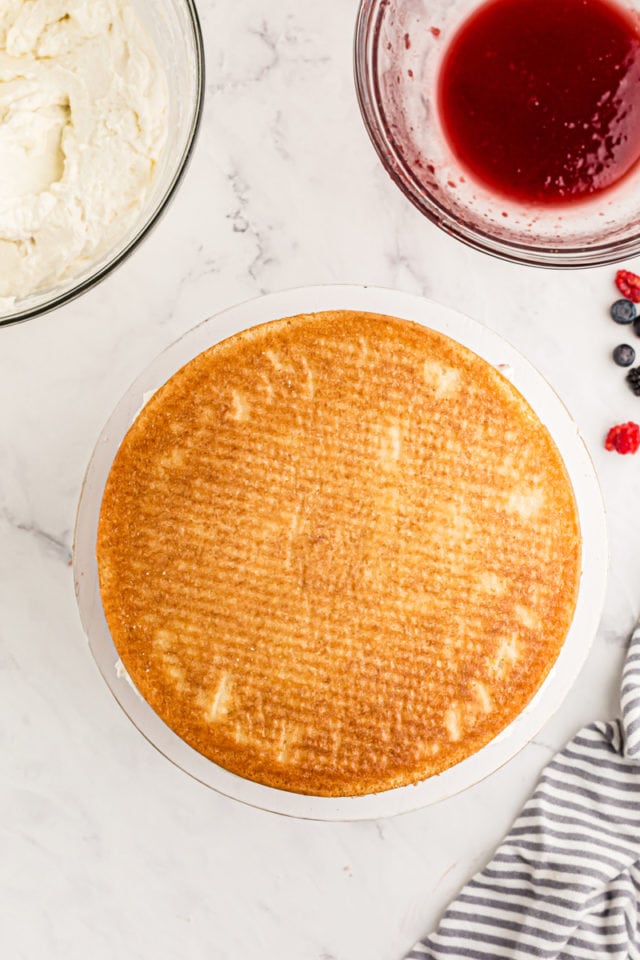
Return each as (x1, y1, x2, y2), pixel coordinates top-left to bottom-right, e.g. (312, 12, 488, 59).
(0, 0, 206, 329)
(353, 0, 640, 269)
(73, 283, 608, 820)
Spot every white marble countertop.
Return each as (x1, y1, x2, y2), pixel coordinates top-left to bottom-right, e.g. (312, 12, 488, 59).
(2, 1, 640, 958)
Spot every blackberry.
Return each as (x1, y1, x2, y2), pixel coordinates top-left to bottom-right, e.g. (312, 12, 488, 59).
(627, 366, 640, 396)
(611, 299, 637, 324)
(613, 344, 636, 367)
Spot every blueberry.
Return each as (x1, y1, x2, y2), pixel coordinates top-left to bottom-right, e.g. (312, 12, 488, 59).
(611, 299, 637, 324)
(614, 344, 636, 367)
(634, 317, 640, 338)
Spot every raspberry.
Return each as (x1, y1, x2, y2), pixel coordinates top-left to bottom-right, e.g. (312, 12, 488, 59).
(605, 421, 640, 454)
(616, 270, 640, 303)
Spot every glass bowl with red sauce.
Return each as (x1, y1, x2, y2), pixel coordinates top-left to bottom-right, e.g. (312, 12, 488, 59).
(355, 0, 640, 267)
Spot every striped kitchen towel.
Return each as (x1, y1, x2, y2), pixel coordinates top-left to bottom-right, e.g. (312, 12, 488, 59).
(406, 621, 640, 960)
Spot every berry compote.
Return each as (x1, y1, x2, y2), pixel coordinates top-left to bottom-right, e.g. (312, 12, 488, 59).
(437, 0, 640, 204)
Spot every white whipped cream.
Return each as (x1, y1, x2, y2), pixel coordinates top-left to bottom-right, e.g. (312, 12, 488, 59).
(0, 0, 168, 305)
(115, 658, 141, 696)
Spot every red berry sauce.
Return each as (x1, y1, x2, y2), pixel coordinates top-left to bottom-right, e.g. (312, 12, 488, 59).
(437, 0, 640, 204)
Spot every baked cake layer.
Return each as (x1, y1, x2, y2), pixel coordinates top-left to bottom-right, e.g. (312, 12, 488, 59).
(97, 311, 581, 796)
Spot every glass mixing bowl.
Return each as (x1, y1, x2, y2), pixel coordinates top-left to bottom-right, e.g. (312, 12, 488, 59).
(0, 0, 204, 327)
(354, 0, 640, 267)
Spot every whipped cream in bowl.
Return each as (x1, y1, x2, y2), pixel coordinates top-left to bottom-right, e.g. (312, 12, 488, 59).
(0, 0, 204, 325)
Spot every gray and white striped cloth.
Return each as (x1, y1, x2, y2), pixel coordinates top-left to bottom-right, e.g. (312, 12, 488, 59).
(405, 622, 640, 960)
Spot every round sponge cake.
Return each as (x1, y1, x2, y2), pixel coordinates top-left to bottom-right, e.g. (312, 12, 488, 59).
(97, 310, 581, 797)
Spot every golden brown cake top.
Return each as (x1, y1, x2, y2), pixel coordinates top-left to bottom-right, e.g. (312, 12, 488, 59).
(97, 310, 581, 796)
